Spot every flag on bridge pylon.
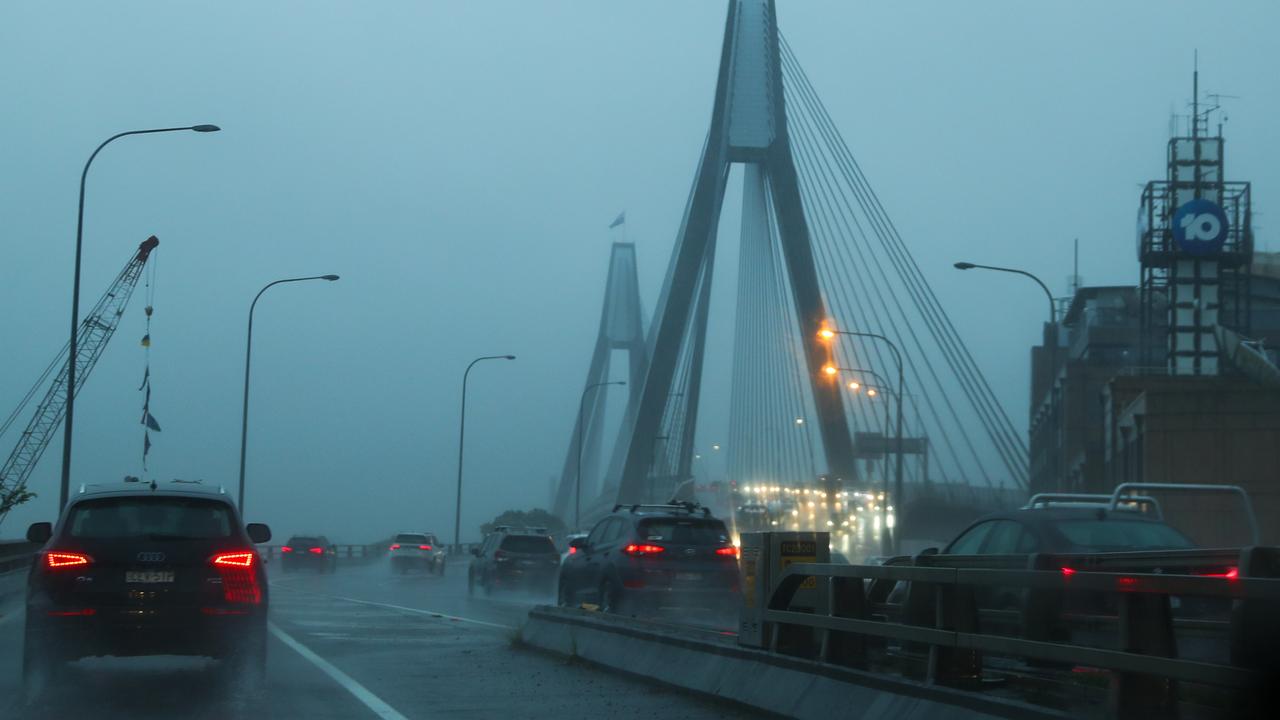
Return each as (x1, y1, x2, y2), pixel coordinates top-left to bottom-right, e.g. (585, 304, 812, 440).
(609, 211, 626, 229)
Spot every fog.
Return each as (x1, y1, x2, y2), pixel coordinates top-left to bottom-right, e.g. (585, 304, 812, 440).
(2, 1, 1278, 544)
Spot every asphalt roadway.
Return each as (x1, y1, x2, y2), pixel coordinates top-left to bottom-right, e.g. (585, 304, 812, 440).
(0, 557, 760, 719)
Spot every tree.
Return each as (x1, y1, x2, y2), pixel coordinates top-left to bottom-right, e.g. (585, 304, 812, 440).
(481, 508, 566, 537)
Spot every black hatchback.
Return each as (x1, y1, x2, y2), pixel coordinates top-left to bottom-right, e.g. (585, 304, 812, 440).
(468, 531, 560, 596)
(22, 482, 271, 697)
(558, 504, 739, 616)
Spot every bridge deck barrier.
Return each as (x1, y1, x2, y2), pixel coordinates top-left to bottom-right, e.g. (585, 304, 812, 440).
(748, 544, 1280, 718)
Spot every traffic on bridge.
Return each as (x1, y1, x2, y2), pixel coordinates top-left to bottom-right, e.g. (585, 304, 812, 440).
(1, 1, 1278, 718)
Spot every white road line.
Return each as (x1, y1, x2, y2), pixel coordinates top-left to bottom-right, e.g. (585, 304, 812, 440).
(331, 595, 515, 630)
(268, 622, 411, 720)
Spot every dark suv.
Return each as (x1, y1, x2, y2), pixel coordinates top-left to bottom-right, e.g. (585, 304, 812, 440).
(468, 529, 559, 596)
(281, 534, 337, 573)
(22, 482, 271, 696)
(558, 504, 739, 615)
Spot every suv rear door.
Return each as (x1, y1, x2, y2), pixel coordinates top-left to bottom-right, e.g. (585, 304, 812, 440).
(633, 518, 737, 589)
(44, 495, 251, 616)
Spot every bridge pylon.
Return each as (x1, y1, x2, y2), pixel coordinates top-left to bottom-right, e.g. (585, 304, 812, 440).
(552, 241, 647, 527)
(612, 0, 854, 505)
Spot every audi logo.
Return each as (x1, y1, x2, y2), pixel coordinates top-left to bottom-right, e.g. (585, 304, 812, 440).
(136, 552, 166, 563)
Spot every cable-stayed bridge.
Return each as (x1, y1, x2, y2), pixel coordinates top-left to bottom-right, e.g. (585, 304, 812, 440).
(553, 0, 1027, 550)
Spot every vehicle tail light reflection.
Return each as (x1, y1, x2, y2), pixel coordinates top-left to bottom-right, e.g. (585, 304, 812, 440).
(715, 546, 740, 558)
(308, 547, 324, 555)
(281, 546, 293, 553)
(419, 545, 432, 551)
(390, 544, 401, 550)
(211, 551, 261, 604)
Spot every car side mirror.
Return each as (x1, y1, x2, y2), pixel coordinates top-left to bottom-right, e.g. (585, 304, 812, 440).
(26, 522, 52, 544)
(246, 523, 272, 544)
(568, 537, 587, 550)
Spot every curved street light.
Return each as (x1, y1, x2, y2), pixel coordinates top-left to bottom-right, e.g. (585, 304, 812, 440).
(818, 326, 905, 554)
(454, 354, 517, 551)
(60, 124, 221, 507)
(238, 274, 341, 513)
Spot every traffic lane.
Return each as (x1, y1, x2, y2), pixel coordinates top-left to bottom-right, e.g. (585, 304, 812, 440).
(269, 579, 758, 719)
(269, 554, 545, 629)
(0, 601, 382, 720)
(271, 556, 739, 634)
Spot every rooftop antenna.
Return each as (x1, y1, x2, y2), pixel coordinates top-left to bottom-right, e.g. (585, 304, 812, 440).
(1192, 50, 1199, 139)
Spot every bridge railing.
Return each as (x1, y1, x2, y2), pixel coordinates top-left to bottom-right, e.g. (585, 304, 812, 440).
(752, 546, 1280, 716)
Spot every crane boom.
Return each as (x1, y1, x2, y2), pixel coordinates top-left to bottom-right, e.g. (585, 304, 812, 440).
(0, 236, 159, 522)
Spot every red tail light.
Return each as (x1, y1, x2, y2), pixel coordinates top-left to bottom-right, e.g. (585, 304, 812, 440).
(390, 544, 401, 550)
(47, 608, 96, 617)
(715, 546, 740, 558)
(568, 546, 577, 555)
(211, 551, 261, 604)
(1060, 567, 1076, 577)
(46, 552, 92, 569)
(308, 547, 324, 555)
(623, 544, 665, 556)
(1201, 567, 1239, 579)
(281, 546, 294, 553)
(419, 545, 432, 551)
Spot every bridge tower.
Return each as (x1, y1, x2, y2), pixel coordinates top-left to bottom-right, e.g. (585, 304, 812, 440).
(612, 0, 855, 505)
(552, 241, 648, 523)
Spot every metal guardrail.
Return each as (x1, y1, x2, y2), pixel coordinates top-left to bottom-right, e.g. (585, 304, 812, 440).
(758, 546, 1280, 716)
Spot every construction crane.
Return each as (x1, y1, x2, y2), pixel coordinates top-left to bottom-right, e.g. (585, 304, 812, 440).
(0, 236, 159, 524)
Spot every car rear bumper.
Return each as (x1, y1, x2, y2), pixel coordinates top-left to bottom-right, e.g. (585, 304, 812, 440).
(29, 605, 266, 659)
(492, 566, 557, 588)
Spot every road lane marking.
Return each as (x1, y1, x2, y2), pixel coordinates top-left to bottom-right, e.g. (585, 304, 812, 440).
(268, 581, 518, 630)
(331, 595, 515, 630)
(269, 622, 411, 720)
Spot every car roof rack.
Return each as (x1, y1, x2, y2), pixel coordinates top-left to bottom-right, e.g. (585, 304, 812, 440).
(1023, 492, 1163, 518)
(612, 502, 712, 517)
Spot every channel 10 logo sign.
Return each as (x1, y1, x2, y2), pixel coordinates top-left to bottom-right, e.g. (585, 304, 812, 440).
(1172, 199, 1229, 256)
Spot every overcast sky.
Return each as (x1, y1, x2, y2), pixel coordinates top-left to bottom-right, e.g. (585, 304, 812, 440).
(2, 1, 1276, 542)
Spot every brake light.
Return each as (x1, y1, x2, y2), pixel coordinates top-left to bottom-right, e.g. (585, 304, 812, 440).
(568, 546, 577, 555)
(210, 551, 261, 604)
(419, 545, 432, 551)
(308, 547, 324, 555)
(1201, 567, 1239, 580)
(1060, 567, 1076, 577)
(281, 546, 293, 553)
(715, 546, 740, 558)
(46, 552, 92, 569)
(47, 608, 96, 617)
(623, 544, 665, 556)
(390, 544, 401, 550)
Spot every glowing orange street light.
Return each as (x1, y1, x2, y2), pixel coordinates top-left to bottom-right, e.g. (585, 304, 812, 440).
(817, 327, 836, 341)
(822, 363, 838, 377)
(847, 380, 860, 391)
(867, 388, 879, 397)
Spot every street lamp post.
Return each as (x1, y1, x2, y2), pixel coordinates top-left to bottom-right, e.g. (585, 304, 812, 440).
(454, 354, 516, 552)
(60, 124, 221, 507)
(819, 327, 904, 553)
(576, 380, 625, 530)
(954, 261, 1056, 490)
(238, 275, 340, 514)
(836, 366, 895, 553)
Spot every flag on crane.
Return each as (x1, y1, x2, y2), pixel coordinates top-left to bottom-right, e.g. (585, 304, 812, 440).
(609, 211, 626, 229)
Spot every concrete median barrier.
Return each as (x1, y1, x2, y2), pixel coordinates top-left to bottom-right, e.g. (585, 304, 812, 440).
(520, 606, 1062, 720)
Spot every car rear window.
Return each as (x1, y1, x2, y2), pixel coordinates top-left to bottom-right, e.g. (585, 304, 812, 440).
(395, 533, 430, 544)
(69, 497, 233, 540)
(499, 535, 556, 554)
(288, 536, 322, 547)
(1054, 519, 1195, 551)
(638, 519, 730, 546)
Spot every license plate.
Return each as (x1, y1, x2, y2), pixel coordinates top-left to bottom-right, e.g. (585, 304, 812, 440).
(126, 570, 174, 584)
(676, 572, 702, 582)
